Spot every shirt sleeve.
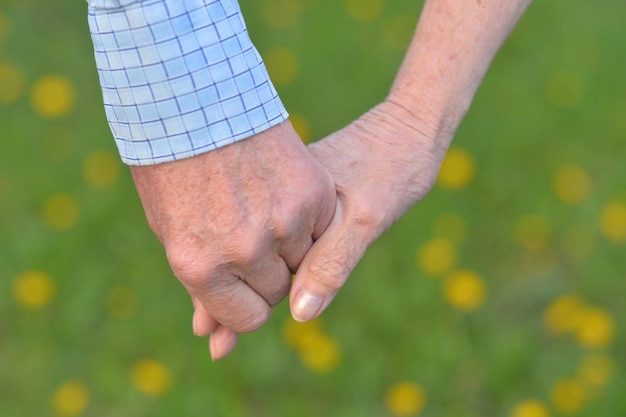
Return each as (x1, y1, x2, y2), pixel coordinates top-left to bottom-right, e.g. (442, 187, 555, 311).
(87, 0, 288, 166)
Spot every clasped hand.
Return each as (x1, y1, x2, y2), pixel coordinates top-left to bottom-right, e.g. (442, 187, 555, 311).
(130, 99, 448, 359)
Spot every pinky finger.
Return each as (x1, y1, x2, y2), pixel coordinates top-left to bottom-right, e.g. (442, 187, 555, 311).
(191, 296, 219, 337)
(209, 325, 239, 360)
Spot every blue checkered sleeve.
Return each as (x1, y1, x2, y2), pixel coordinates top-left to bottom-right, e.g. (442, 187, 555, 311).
(87, 0, 288, 166)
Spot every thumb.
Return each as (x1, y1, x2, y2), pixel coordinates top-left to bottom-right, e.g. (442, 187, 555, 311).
(290, 198, 369, 322)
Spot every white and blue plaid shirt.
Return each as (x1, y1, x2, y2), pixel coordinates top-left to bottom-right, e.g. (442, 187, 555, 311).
(87, 0, 288, 165)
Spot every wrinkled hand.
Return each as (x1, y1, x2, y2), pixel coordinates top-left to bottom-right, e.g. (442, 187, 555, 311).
(130, 121, 336, 359)
(290, 99, 452, 322)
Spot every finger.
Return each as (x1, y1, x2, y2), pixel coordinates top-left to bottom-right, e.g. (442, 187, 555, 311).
(240, 254, 293, 307)
(191, 296, 218, 336)
(289, 198, 369, 322)
(209, 325, 239, 360)
(194, 272, 272, 333)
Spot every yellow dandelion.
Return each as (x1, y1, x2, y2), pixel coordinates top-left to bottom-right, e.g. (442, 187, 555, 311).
(264, 48, 298, 87)
(131, 359, 172, 397)
(575, 306, 615, 349)
(443, 269, 487, 312)
(416, 237, 457, 276)
(42, 194, 80, 230)
(260, 0, 303, 29)
(437, 147, 476, 190)
(577, 354, 615, 389)
(546, 70, 583, 108)
(599, 201, 626, 243)
(553, 165, 592, 204)
(51, 380, 89, 417)
(106, 286, 139, 319)
(0, 62, 27, 103)
(282, 317, 323, 349)
(298, 331, 341, 373)
(432, 212, 467, 244)
(385, 381, 426, 416)
(551, 378, 586, 414)
(289, 114, 312, 144)
(514, 214, 551, 251)
(12, 270, 55, 309)
(382, 15, 416, 52)
(561, 224, 596, 260)
(31, 75, 76, 118)
(510, 399, 551, 417)
(543, 295, 586, 335)
(84, 150, 120, 187)
(345, 0, 384, 22)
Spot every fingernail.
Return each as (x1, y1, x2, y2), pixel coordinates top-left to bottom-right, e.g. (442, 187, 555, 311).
(192, 313, 199, 336)
(292, 291, 324, 322)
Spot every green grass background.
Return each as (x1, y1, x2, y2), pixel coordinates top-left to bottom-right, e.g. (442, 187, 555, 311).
(1, 0, 625, 416)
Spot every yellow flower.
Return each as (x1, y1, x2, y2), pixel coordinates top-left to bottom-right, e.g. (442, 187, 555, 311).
(283, 318, 341, 372)
(443, 269, 487, 311)
(264, 48, 298, 86)
(51, 381, 89, 417)
(416, 237, 457, 276)
(283, 317, 323, 349)
(599, 201, 626, 243)
(31, 75, 76, 118)
(437, 147, 476, 190)
(574, 307, 615, 349)
(42, 194, 80, 230)
(385, 381, 426, 416)
(84, 150, 120, 187)
(131, 359, 172, 396)
(514, 214, 551, 251)
(543, 295, 586, 335)
(551, 378, 586, 414)
(577, 354, 615, 389)
(510, 399, 551, 417)
(297, 331, 341, 373)
(553, 165, 592, 204)
(13, 270, 55, 309)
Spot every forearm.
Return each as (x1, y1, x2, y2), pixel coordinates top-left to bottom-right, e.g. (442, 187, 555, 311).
(389, 0, 531, 142)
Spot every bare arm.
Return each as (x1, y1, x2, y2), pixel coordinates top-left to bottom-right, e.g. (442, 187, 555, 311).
(290, 0, 532, 322)
(390, 0, 531, 142)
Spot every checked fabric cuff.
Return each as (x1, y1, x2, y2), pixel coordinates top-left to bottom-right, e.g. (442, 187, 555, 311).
(88, 0, 288, 165)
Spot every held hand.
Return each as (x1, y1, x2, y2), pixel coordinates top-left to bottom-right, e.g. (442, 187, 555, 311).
(290, 100, 452, 322)
(130, 121, 336, 359)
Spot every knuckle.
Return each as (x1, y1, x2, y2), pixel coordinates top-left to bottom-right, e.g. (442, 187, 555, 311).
(165, 241, 213, 285)
(228, 233, 268, 265)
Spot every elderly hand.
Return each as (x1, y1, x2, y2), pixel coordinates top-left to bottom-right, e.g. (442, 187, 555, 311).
(130, 121, 336, 359)
(290, 99, 451, 322)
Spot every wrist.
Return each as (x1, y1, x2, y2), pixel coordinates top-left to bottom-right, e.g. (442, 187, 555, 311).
(379, 95, 456, 160)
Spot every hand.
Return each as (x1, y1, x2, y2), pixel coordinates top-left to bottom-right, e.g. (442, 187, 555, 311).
(130, 121, 336, 359)
(290, 99, 452, 322)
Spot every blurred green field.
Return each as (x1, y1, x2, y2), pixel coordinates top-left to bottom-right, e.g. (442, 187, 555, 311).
(1, 0, 625, 416)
